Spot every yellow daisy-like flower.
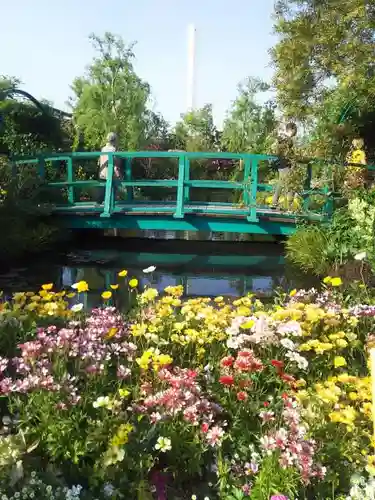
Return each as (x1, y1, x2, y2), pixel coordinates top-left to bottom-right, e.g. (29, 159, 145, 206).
(118, 270, 128, 277)
(331, 277, 343, 287)
(102, 291, 112, 300)
(72, 281, 89, 293)
(129, 278, 138, 288)
(334, 356, 347, 368)
(42, 283, 53, 291)
(110, 284, 119, 290)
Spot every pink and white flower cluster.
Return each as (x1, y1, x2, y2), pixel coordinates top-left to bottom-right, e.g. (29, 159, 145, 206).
(0, 308, 136, 404)
(140, 367, 225, 447)
(260, 398, 326, 483)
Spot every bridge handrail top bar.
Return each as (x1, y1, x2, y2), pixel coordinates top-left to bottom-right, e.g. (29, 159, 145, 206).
(10, 151, 278, 162)
(9, 150, 375, 170)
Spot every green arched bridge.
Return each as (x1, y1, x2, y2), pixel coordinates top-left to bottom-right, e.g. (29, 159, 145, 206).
(10, 150, 353, 235)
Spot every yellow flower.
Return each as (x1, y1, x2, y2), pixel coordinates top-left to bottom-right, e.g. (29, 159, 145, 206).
(42, 283, 53, 291)
(330, 277, 343, 287)
(102, 291, 112, 300)
(72, 281, 89, 293)
(110, 284, 119, 290)
(289, 289, 297, 297)
(106, 327, 118, 339)
(214, 296, 224, 303)
(118, 270, 128, 277)
(336, 338, 348, 349)
(129, 278, 138, 288)
(323, 276, 332, 284)
(119, 388, 130, 398)
(334, 356, 347, 368)
(240, 319, 255, 330)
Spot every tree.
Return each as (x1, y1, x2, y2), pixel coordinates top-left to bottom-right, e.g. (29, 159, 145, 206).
(272, 0, 375, 120)
(221, 77, 277, 154)
(0, 76, 70, 155)
(70, 33, 151, 150)
(172, 104, 220, 152)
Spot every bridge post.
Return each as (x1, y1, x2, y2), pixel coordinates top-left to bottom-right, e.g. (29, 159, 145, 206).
(174, 154, 185, 219)
(101, 152, 114, 218)
(67, 157, 74, 204)
(125, 157, 134, 202)
(247, 158, 259, 222)
(243, 156, 251, 206)
(184, 156, 190, 203)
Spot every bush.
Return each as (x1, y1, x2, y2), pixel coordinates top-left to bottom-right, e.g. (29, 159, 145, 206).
(0, 276, 374, 498)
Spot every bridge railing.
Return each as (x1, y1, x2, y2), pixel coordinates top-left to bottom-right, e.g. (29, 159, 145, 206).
(10, 151, 338, 221)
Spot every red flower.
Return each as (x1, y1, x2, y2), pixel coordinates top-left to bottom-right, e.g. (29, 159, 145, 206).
(280, 373, 296, 385)
(201, 422, 209, 433)
(237, 391, 248, 401)
(281, 392, 289, 400)
(238, 350, 253, 358)
(271, 359, 284, 369)
(263, 401, 270, 407)
(219, 375, 235, 386)
(220, 356, 234, 368)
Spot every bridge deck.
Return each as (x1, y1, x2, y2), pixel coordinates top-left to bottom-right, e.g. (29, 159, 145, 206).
(53, 202, 325, 223)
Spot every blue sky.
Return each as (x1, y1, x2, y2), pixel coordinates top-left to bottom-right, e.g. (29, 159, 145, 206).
(1, 0, 276, 127)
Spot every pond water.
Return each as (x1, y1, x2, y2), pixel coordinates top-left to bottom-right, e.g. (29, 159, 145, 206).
(0, 232, 316, 309)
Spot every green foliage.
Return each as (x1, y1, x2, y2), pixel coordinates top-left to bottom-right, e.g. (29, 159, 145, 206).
(71, 33, 153, 150)
(286, 224, 330, 275)
(272, 0, 375, 119)
(173, 104, 220, 152)
(0, 76, 71, 155)
(221, 77, 277, 154)
(0, 161, 69, 261)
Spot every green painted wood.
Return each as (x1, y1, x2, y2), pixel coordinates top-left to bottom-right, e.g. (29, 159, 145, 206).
(186, 180, 243, 189)
(243, 157, 251, 205)
(124, 157, 134, 202)
(184, 157, 190, 203)
(174, 155, 185, 219)
(55, 213, 296, 235)
(248, 158, 259, 222)
(66, 157, 74, 204)
(101, 152, 114, 218)
(48, 181, 104, 188)
(118, 180, 178, 187)
(38, 156, 46, 179)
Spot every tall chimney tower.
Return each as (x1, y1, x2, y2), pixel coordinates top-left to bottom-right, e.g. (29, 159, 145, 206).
(187, 23, 196, 111)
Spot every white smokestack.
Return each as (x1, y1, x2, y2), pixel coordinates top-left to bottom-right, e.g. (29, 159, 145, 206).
(187, 23, 196, 111)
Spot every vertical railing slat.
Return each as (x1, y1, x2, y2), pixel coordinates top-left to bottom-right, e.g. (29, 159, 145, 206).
(243, 156, 251, 206)
(125, 157, 134, 202)
(174, 154, 185, 219)
(67, 157, 74, 204)
(247, 158, 259, 222)
(184, 156, 190, 203)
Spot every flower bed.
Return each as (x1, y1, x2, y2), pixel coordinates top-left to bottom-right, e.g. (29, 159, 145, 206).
(0, 275, 375, 499)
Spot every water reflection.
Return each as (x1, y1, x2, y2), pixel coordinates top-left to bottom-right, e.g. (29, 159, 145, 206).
(0, 239, 315, 309)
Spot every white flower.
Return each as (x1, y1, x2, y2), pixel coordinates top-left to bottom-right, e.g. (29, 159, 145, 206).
(285, 351, 308, 370)
(103, 483, 115, 497)
(143, 266, 156, 273)
(280, 338, 296, 351)
(155, 436, 172, 452)
(354, 251, 367, 261)
(93, 396, 111, 409)
(71, 303, 84, 313)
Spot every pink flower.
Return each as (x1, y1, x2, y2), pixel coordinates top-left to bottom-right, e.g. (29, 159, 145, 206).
(270, 496, 289, 500)
(206, 425, 225, 447)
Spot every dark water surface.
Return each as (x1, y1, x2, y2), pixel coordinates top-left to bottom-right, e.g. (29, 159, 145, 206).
(0, 231, 316, 308)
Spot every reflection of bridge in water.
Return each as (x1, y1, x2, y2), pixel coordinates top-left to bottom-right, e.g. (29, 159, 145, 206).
(12, 150, 336, 235)
(59, 248, 287, 307)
